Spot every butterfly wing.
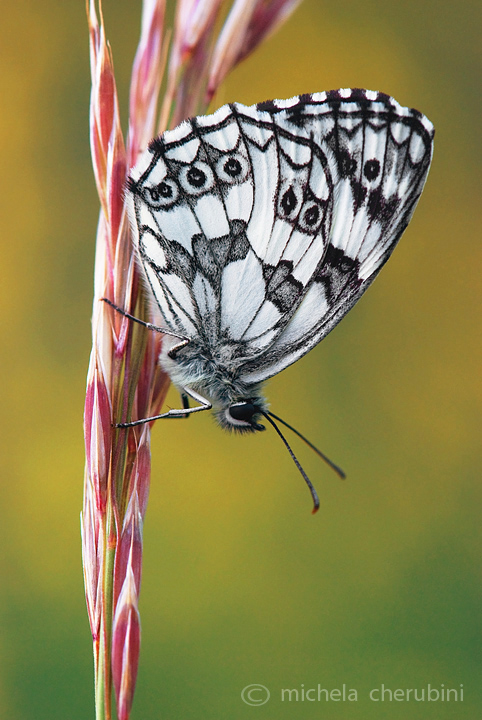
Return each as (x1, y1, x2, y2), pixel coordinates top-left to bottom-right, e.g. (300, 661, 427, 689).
(127, 101, 320, 347)
(127, 104, 258, 344)
(127, 89, 433, 383)
(233, 89, 435, 382)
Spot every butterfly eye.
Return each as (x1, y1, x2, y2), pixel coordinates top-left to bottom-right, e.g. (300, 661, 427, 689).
(179, 161, 214, 195)
(226, 402, 265, 431)
(228, 402, 255, 422)
(216, 153, 249, 184)
(143, 178, 179, 209)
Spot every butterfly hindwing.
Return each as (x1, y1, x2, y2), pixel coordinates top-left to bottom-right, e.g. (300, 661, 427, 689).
(236, 90, 434, 382)
(127, 89, 433, 384)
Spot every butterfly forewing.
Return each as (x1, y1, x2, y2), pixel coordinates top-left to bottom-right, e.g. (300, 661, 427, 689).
(127, 89, 433, 385)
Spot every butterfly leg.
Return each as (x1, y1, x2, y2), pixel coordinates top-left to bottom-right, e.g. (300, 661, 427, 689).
(116, 387, 211, 428)
(180, 392, 190, 418)
(159, 393, 190, 420)
(102, 297, 190, 345)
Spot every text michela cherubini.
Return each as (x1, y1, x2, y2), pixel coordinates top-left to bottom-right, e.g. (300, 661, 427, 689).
(280, 684, 464, 702)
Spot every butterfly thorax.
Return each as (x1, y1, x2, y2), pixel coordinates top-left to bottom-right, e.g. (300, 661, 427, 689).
(160, 335, 268, 431)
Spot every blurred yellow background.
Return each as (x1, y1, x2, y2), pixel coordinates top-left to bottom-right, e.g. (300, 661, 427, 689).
(0, 1, 480, 718)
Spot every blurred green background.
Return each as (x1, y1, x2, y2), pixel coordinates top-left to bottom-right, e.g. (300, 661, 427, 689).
(1, 0, 480, 718)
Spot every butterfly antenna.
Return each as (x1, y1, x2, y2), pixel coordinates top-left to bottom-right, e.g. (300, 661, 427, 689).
(258, 410, 320, 514)
(267, 411, 346, 480)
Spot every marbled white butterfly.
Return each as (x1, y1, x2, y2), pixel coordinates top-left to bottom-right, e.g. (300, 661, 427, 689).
(115, 89, 434, 508)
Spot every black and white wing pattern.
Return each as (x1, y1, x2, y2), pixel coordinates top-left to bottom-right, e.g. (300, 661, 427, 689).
(126, 89, 434, 386)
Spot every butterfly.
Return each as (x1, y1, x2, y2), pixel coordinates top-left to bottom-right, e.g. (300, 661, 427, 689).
(114, 88, 434, 509)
